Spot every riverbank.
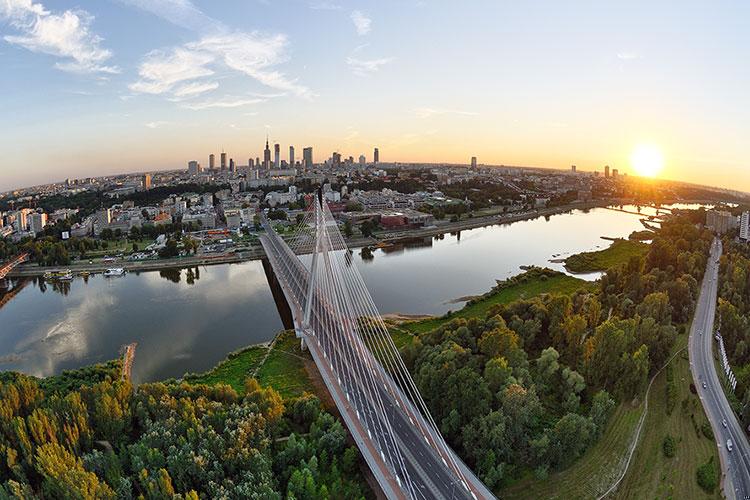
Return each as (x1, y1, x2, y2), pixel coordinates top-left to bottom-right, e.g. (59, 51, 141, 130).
(564, 239, 650, 273)
(395, 267, 596, 335)
(7, 199, 612, 277)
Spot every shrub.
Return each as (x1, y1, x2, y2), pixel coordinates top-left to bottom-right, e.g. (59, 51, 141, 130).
(696, 456, 718, 492)
(662, 434, 676, 458)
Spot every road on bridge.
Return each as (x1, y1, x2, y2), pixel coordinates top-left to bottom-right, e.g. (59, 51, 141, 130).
(689, 238, 750, 500)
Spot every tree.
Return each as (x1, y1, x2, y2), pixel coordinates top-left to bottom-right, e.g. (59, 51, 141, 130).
(343, 220, 353, 238)
(360, 220, 375, 238)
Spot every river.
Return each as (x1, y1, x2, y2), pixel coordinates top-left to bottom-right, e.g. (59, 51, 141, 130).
(0, 204, 707, 383)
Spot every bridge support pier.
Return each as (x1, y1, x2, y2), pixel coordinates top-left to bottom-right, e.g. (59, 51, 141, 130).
(0, 278, 8, 291)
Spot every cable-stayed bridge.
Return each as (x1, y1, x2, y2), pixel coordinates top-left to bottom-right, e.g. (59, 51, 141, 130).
(260, 196, 494, 500)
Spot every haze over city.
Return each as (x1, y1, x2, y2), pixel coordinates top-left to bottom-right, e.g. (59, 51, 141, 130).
(2, 0, 749, 192)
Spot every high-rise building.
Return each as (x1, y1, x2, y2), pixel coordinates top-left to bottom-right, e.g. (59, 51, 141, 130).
(229, 158, 235, 172)
(289, 146, 295, 167)
(220, 152, 227, 171)
(373, 147, 379, 164)
(571, 165, 577, 173)
(604, 165, 610, 178)
(209, 154, 215, 170)
(612, 168, 619, 178)
(303, 147, 313, 170)
(741, 211, 750, 241)
(471, 156, 477, 169)
(274, 143, 280, 168)
(188, 160, 200, 174)
(332, 152, 341, 168)
(706, 210, 737, 234)
(28, 212, 47, 234)
(359, 155, 366, 167)
(256, 157, 260, 168)
(142, 174, 152, 190)
(263, 138, 271, 169)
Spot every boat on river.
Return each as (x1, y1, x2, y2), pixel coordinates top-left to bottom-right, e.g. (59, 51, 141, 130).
(43, 270, 73, 281)
(103, 268, 126, 277)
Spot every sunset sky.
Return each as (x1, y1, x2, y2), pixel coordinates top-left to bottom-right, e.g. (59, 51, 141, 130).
(1, 0, 748, 192)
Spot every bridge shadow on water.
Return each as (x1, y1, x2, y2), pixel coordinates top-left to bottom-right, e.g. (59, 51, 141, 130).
(261, 257, 295, 331)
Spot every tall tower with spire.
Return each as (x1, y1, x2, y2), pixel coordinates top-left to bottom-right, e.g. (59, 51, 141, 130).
(263, 135, 271, 170)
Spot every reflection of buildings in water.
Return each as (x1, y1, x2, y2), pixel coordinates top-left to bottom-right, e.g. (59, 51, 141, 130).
(50, 281, 72, 296)
(0, 278, 30, 311)
(379, 237, 433, 255)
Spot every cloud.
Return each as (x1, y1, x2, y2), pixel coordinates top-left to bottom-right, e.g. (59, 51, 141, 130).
(145, 121, 170, 128)
(346, 56, 392, 76)
(172, 80, 219, 98)
(617, 52, 639, 60)
(309, 1, 341, 10)
(414, 107, 478, 118)
(350, 10, 371, 35)
(180, 96, 265, 110)
(0, 0, 118, 74)
(129, 47, 214, 94)
(116, 0, 217, 32)
(125, 0, 312, 102)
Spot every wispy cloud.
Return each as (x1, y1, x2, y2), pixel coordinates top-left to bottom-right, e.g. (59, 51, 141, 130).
(347, 56, 392, 77)
(116, 0, 218, 32)
(145, 121, 170, 129)
(180, 96, 266, 110)
(309, 1, 341, 10)
(0, 0, 118, 75)
(129, 48, 214, 94)
(124, 0, 311, 103)
(414, 107, 478, 118)
(350, 10, 371, 35)
(617, 52, 639, 61)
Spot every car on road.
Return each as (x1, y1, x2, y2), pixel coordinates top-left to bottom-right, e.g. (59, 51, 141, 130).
(702, 382, 707, 389)
(722, 419, 728, 428)
(727, 439, 733, 452)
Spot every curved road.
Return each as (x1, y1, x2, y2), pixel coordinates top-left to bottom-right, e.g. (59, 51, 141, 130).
(689, 238, 750, 500)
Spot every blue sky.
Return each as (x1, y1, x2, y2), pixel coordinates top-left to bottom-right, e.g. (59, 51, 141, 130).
(1, 1, 749, 192)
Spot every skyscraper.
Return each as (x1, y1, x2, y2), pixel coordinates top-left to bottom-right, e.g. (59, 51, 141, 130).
(229, 158, 235, 172)
(332, 152, 341, 168)
(373, 147, 379, 163)
(209, 154, 215, 170)
(263, 137, 271, 169)
(289, 146, 295, 167)
(256, 156, 260, 168)
(188, 160, 200, 174)
(359, 155, 366, 167)
(471, 156, 477, 169)
(274, 143, 280, 169)
(221, 152, 227, 171)
(303, 147, 313, 170)
(604, 165, 610, 178)
(571, 165, 577, 173)
(142, 174, 151, 190)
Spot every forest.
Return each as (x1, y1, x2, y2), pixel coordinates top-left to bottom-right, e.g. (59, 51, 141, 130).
(400, 211, 713, 488)
(0, 366, 368, 498)
(715, 232, 750, 426)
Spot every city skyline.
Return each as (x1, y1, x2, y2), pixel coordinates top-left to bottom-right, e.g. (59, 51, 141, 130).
(2, 1, 750, 192)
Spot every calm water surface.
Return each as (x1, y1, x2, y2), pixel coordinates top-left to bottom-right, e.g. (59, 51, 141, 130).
(0, 204, 705, 382)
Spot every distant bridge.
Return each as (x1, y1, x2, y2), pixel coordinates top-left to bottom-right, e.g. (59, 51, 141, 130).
(260, 197, 494, 499)
(0, 253, 29, 280)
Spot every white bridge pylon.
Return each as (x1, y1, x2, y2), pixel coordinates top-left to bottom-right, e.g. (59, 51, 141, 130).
(260, 196, 494, 500)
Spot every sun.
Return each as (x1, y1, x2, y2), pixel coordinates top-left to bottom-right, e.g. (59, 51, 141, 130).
(630, 144, 664, 178)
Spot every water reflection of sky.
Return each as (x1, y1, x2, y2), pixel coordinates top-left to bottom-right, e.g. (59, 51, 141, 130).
(0, 204, 708, 382)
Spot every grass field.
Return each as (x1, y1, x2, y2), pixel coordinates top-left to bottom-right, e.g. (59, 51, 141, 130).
(612, 334, 721, 500)
(500, 402, 643, 499)
(500, 333, 720, 500)
(183, 345, 267, 393)
(402, 270, 596, 335)
(565, 239, 649, 273)
(185, 330, 314, 398)
(255, 330, 314, 399)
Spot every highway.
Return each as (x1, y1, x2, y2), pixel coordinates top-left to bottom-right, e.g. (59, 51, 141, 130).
(689, 238, 750, 500)
(260, 215, 493, 499)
